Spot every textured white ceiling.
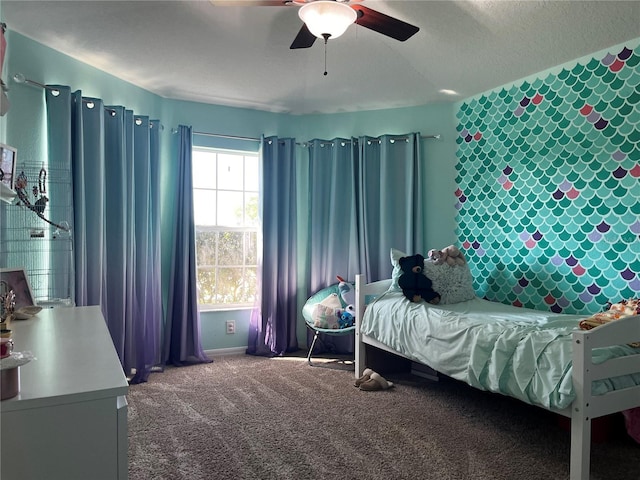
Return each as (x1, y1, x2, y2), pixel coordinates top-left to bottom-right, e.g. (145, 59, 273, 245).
(3, 0, 639, 115)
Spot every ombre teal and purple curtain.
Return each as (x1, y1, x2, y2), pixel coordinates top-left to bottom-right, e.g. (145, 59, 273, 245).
(164, 125, 211, 366)
(305, 133, 425, 353)
(306, 138, 359, 292)
(247, 136, 298, 356)
(46, 86, 163, 383)
(356, 133, 425, 280)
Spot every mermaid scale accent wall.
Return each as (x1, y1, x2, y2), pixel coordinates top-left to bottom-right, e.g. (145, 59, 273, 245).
(455, 41, 640, 314)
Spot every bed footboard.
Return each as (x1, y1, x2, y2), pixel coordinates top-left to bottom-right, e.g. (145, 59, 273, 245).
(569, 315, 640, 480)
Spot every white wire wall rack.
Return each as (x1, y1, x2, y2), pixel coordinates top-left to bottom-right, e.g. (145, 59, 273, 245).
(0, 162, 74, 307)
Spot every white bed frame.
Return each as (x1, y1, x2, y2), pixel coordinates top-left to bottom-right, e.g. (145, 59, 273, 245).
(354, 274, 640, 480)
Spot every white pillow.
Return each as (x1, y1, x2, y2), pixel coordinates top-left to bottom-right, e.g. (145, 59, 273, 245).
(389, 248, 476, 304)
(422, 261, 476, 304)
(389, 248, 407, 291)
(311, 293, 341, 329)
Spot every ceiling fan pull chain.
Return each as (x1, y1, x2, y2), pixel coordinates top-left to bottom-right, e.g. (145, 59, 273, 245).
(323, 34, 329, 76)
(324, 41, 328, 76)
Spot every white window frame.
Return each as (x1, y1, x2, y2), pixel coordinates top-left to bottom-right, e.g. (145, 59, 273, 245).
(192, 147, 259, 311)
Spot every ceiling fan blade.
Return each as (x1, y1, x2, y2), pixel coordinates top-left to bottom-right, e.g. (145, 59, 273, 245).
(351, 5, 419, 42)
(290, 24, 317, 49)
(209, 1, 291, 6)
(211, 0, 362, 4)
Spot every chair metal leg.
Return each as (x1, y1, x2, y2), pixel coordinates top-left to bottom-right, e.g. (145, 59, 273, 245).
(307, 331, 320, 366)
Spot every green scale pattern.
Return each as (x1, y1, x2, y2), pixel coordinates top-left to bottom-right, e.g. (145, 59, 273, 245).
(455, 43, 640, 314)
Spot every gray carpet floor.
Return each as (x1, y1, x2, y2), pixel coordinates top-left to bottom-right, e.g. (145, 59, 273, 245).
(127, 353, 639, 480)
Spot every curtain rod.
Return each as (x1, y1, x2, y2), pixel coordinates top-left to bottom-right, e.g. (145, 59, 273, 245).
(303, 134, 440, 147)
(13, 73, 116, 117)
(186, 130, 440, 142)
(193, 131, 261, 142)
(12, 74, 442, 142)
(12, 73, 162, 128)
(12, 73, 59, 91)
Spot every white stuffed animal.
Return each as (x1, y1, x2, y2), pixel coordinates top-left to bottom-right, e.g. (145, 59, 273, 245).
(428, 245, 466, 266)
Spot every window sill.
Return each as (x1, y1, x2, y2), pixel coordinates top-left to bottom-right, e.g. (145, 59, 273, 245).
(198, 305, 253, 313)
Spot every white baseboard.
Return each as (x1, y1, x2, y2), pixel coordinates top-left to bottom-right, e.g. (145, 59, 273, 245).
(204, 347, 247, 358)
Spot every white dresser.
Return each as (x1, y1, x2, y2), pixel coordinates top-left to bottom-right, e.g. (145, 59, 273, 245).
(0, 306, 129, 480)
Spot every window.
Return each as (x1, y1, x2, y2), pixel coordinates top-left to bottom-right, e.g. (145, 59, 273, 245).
(192, 148, 259, 309)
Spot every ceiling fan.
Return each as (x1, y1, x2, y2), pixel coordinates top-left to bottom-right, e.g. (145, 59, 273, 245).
(210, 0, 420, 49)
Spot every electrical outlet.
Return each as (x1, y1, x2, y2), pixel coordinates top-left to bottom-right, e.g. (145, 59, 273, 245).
(226, 320, 235, 334)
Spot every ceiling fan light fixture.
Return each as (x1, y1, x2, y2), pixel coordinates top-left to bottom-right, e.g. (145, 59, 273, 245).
(298, 1, 357, 40)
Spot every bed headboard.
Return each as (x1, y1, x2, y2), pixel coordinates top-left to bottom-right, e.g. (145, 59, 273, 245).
(354, 275, 391, 376)
(355, 276, 390, 312)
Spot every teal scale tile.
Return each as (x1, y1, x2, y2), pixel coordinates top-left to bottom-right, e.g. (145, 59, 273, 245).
(496, 103, 512, 115)
(600, 105, 619, 121)
(578, 255, 596, 269)
(619, 139, 636, 153)
(626, 90, 640, 106)
(593, 62, 611, 76)
(592, 135, 609, 149)
(621, 189, 640, 206)
(600, 88, 619, 103)
(520, 81, 533, 94)
(601, 69, 618, 84)
(609, 95, 627, 109)
(586, 58, 602, 72)
(610, 112, 629, 127)
(507, 85, 520, 97)
(564, 107, 582, 121)
(596, 203, 612, 216)
(615, 65, 635, 82)
(626, 52, 640, 67)
(586, 73, 604, 90)
(600, 123, 618, 138)
(550, 94, 565, 108)
(525, 114, 543, 129)
(612, 184, 630, 199)
(546, 87, 561, 102)
(625, 68, 640, 86)
(578, 67, 593, 82)
(593, 98, 610, 112)
(611, 221, 633, 238)
(615, 122, 635, 137)
(581, 138, 596, 149)
(628, 128, 640, 143)
(564, 73, 579, 88)
(572, 79, 587, 95)
(560, 238, 581, 252)
(530, 78, 545, 91)
(609, 77, 626, 91)
(558, 134, 574, 146)
(577, 121, 595, 136)
(567, 113, 593, 130)
(592, 80, 612, 97)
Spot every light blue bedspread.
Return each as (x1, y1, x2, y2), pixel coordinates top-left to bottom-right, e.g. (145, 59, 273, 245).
(361, 291, 640, 410)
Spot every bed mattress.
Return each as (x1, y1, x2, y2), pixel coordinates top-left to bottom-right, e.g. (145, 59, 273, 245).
(361, 291, 640, 410)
